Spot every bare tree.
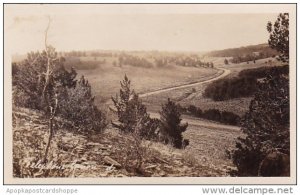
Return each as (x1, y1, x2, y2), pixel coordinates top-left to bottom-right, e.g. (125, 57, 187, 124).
(41, 17, 59, 163)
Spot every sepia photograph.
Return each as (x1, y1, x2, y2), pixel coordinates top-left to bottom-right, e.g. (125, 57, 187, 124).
(3, 3, 296, 184)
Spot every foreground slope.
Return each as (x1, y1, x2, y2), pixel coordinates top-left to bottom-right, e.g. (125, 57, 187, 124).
(13, 107, 233, 178)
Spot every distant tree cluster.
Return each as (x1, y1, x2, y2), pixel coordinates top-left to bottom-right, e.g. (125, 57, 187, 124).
(90, 51, 113, 58)
(206, 43, 278, 60)
(229, 51, 277, 64)
(162, 56, 214, 68)
(62, 50, 87, 57)
(63, 51, 113, 58)
(63, 57, 105, 70)
(118, 54, 153, 68)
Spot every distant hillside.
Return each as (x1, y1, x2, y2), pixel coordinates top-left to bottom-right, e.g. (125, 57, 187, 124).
(205, 43, 278, 58)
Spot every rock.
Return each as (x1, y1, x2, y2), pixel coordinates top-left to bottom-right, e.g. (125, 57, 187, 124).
(82, 161, 97, 166)
(154, 157, 169, 164)
(116, 174, 127, 177)
(258, 151, 290, 176)
(145, 165, 157, 169)
(101, 151, 111, 156)
(103, 156, 122, 168)
(73, 164, 88, 169)
(87, 142, 103, 147)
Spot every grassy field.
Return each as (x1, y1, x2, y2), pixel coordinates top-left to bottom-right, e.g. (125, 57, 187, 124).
(75, 56, 281, 117)
(77, 63, 218, 106)
(183, 123, 241, 170)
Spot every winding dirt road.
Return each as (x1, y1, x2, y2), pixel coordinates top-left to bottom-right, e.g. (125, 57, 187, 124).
(137, 66, 240, 131)
(138, 67, 241, 170)
(110, 66, 240, 132)
(139, 67, 231, 98)
(148, 111, 241, 132)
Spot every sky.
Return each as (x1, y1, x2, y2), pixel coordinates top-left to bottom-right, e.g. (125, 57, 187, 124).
(4, 4, 280, 55)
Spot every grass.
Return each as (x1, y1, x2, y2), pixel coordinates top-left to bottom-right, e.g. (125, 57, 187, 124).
(77, 63, 219, 106)
(183, 123, 241, 170)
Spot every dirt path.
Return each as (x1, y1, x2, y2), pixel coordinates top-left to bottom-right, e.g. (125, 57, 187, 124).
(148, 111, 240, 132)
(139, 68, 230, 98)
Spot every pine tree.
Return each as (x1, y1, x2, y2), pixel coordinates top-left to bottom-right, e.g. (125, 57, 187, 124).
(224, 58, 229, 65)
(231, 69, 289, 176)
(59, 75, 107, 132)
(159, 98, 188, 148)
(267, 13, 289, 63)
(112, 75, 159, 139)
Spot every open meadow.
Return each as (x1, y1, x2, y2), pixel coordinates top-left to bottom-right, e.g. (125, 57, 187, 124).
(76, 62, 219, 105)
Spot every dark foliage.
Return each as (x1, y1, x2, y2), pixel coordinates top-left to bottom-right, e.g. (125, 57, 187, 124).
(204, 77, 257, 101)
(184, 105, 240, 126)
(119, 54, 153, 68)
(267, 13, 289, 63)
(112, 75, 159, 140)
(12, 48, 107, 133)
(220, 111, 241, 126)
(238, 65, 288, 78)
(159, 99, 188, 148)
(206, 43, 278, 59)
(58, 76, 107, 132)
(12, 48, 76, 110)
(204, 65, 288, 101)
(230, 68, 289, 176)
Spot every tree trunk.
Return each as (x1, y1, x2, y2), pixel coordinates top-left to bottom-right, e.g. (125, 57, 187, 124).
(43, 117, 54, 163)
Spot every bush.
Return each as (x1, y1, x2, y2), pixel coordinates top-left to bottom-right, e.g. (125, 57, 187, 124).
(159, 98, 188, 149)
(202, 109, 221, 121)
(220, 111, 240, 126)
(230, 69, 289, 176)
(58, 76, 107, 132)
(187, 105, 202, 117)
(184, 105, 240, 126)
